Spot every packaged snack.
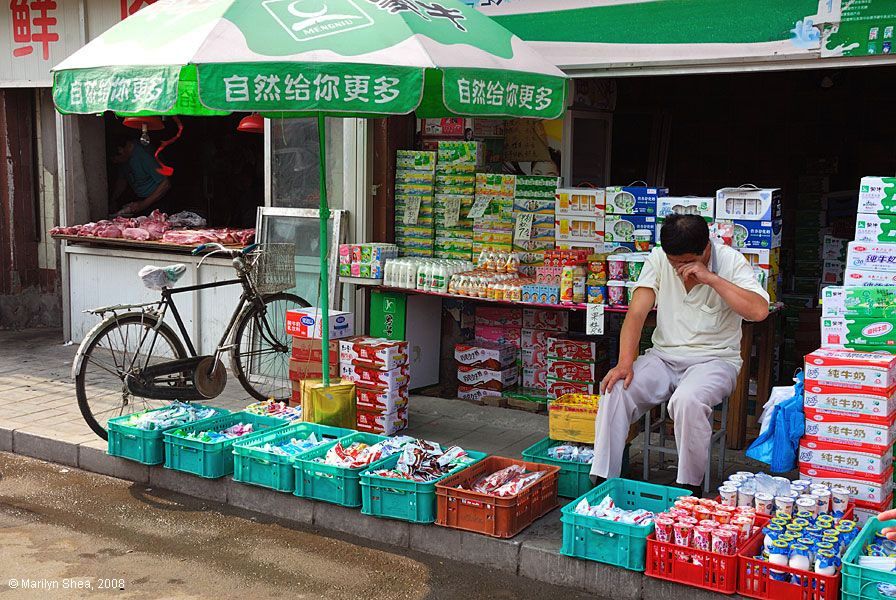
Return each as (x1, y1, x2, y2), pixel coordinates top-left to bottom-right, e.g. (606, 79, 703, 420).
(454, 342, 517, 370)
(457, 365, 519, 390)
(339, 337, 408, 370)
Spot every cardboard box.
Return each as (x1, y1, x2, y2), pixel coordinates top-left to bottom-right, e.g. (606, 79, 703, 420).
(725, 219, 783, 249)
(522, 367, 547, 390)
(739, 247, 781, 273)
(823, 236, 849, 261)
(289, 357, 338, 381)
(456, 365, 519, 390)
(821, 286, 896, 317)
(848, 241, 896, 272)
(521, 284, 560, 305)
(339, 363, 409, 389)
(605, 186, 666, 215)
(521, 346, 547, 369)
(715, 187, 782, 221)
(546, 358, 596, 382)
(799, 465, 894, 506)
(474, 306, 523, 327)
(804, 410, 896, 452)
(457, 385, 504, 403)
(286, 308, 355, 340)
(547, 337, 598, 361)
(339, 337, 408, 370)
(555, 216, 605, 243)
(292, 338, 340, 363)
(855, 213, 896, 243)
(547, 377, 596, 399)
(858, 176, 896, 215)
(805, 348, 896, 391)
(521, 328, 562, 349)
(454, 342, 516, 369)
(821, 316, 896, 349)
(355, 408, 408, 436)
(844, 267, 896, 287)
(355, 386, 409, 413)
(822, 260, 846, 285)
(657, 196, 715, 219)
(799, 438, 894, 477)
(522, 308, 569, 331)
(804, 383, 896, 422)
(605, 215, 657, 244)
(555, 188, 606, 217)
(855, 498, 894, 524)
(474, 324, 521, 348)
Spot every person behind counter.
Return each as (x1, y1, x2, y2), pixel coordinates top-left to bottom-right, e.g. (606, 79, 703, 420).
(590, 214, 770, 497)
(111, 137, 171, 217)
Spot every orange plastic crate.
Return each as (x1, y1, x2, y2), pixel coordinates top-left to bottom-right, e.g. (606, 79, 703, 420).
(434, 456, 560, 538)
(644, 515, 769, 595)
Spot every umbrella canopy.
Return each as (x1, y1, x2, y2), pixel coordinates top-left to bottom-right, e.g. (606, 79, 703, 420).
(52, 0, 567, 120)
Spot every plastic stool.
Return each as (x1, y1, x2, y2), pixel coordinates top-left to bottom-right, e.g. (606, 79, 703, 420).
(641, 396, 728, 495)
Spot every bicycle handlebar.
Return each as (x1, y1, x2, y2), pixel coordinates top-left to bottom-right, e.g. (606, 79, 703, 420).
(192, 242, 256, 257)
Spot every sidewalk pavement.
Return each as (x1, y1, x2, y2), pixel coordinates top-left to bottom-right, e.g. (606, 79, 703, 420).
(0, 328, 756, 599)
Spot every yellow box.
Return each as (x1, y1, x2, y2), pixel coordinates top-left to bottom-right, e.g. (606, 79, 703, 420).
(549, 393, 599, 444)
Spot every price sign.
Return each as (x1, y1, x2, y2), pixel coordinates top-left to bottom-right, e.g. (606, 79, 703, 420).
(403, 196, 421, 225)
(444, 197, 461, 228)
(586, 303, 605, 336)
(514, 213, 534, 241)
(467, 196, 491, 220)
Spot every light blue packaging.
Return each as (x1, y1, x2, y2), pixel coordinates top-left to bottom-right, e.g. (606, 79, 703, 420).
(605, 186, 666, 215)
(728, 219, 783, 249)
(605, 215, 657, 243)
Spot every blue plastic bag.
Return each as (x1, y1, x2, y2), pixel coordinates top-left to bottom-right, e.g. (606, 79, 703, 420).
(746, 371, 805, 472)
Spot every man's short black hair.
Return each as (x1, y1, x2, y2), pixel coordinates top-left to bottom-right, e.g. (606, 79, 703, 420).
(660, 214, 710, 256)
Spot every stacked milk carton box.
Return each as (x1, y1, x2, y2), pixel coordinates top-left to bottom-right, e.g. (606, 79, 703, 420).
(513, 176, 558, 276)
(472, 173, 516, 256)
(801, 348, 896, 520)
(844, 177, 896, 287)
(454, 340, 517, 403)
(339, 337, 410, 435)
(604, 186, 665, 252)
(545, 336, 609, 400)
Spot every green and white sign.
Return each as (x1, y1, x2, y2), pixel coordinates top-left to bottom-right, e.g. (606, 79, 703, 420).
(823, 0, 896, 57)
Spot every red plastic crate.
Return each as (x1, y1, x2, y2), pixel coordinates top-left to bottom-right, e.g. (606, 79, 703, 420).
(434, 456, 560, 538)
(737, 532, 839, 600)
(644, 515, 769, 595)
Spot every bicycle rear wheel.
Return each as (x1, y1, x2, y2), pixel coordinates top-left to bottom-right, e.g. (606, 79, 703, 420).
(74, 313, 188, 439)
(230, 292, 308, 403)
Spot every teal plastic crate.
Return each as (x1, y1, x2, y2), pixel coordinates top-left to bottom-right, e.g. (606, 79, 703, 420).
(360, 450, 487, 523)
(107, 403, 229, 465)
(232, 422, 352, 492)
(294, 432, 392, 507)
(560, 478, 690, 571)
(163, 411, 286, 478)
(842, 517, 896, 600)
(522, 437, 593, 499)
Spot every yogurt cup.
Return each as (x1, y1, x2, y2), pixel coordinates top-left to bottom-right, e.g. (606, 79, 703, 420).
(626, 253, 648, 282)
(607, 255, 628, 281)
(633, 230, 652, 252)
(607, 280, 627, 306)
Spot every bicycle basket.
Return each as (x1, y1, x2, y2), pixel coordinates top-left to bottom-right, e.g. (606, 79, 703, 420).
(248, 243, 295, 295)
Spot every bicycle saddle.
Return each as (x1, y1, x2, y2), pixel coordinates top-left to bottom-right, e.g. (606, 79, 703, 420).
(138, 264, 187, 290)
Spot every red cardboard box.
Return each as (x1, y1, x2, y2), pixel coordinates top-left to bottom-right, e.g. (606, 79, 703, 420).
(522, 367, 547, 390)
(799, 437, 893, 477)
(339, 337, 408, 370)
(804, 348, 896, 392)
(356, 407, 408, 435)
(475, 306, 523, 327)
(457, 385, 504, 403)
(339, 363, 409, 390)
(292, 338, 340, 363)
(285, 308, 355, 339)
(455, 342, 516, 369)
(521, 346, 547, 369)
(522, 308, 569, 331)
(546, 358, 596, 381)
(799, 464, 894, 506)
(457, 365, 519, 391)
(547, 337, 598, 361)
(521, 328, 562, 349)
(803, 408, 896, 452)
(475, 324, 521, 348)
(356, 385, 408, 406)
(547, 378, 596, 399)
(289, 357, 338, 381)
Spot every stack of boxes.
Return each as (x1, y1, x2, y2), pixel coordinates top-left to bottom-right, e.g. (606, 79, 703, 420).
(604, 186, 664, 252)
(514, 176, 559, 276)
(394, 150, 436, 257)
(433, 141, 479, 261)
(454, 340, 517, 404)
(555, 188, 605, 254)
(285, 307, 355, 406)
(472, 173, 516, 256)
(339, 336, 410, 435)
(845, 177, 896, 287)
(546, 336, 609, 400)
(822, 235, 849, 288)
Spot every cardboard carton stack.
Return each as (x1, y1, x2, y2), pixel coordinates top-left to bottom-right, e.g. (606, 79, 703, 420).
(472, 173, 516, 256)
(518, 308, 570, 404)
(554, 188, 605, 254)
(394, 150, 436, 257)
(604, 186, 665, 252)
(546, 336, 609, 400)
(454, 341, 517, 405)
(285, 307, 355, 406)
(844, 177, 896, 287)
(514, 176, 559, 276)
(433, 141, 479, 261)
(339, 337, 410, 435)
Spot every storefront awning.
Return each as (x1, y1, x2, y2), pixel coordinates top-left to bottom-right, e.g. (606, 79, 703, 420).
(476, 0, 896, 76)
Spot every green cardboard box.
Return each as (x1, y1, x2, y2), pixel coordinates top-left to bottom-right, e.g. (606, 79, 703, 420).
(821, 316, 896, 349)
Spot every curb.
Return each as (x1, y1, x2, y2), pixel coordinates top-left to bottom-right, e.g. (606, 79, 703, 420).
(0, 425, 744, 599)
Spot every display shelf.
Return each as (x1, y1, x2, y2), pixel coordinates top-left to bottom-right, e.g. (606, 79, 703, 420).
(339, 276, 384, 286)
(375, 286, 632, 313)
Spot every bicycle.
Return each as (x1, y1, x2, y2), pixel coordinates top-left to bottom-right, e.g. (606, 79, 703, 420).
(73, 242, 309, 439)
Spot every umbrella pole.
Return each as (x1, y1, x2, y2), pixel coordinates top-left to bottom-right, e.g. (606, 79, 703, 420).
(317, 113, 331, 386)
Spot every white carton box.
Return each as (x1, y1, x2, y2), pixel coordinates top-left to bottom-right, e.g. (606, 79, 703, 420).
(844, 267, 896, 287)
(847, 241, 896, 272)
(715, 187, 782, 221)
(858, 176, 896, 215)
(854, 213, 896, 243)
(804, 383, 896, 420)
(286, 308, 355, 340)
(657, 196, 715, 219)
(799, 438, 894, 477)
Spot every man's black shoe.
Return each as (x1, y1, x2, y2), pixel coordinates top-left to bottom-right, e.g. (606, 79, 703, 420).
(681, 483, 703, 499)
(589, 474, 606, 487)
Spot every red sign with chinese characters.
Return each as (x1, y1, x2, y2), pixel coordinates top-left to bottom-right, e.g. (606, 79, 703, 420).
(120, 0, 156, 20)
(10, 0, 59, 61)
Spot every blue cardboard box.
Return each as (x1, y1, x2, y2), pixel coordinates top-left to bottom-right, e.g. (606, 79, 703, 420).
(605, 215, 657, 243)
(606, 186, 667, 215)
(729, 219, 783, 249)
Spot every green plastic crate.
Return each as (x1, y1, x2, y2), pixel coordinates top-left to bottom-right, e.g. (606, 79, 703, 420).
(232, 422, 352, 492)
(522, 437, 593, 499)
(163, 412, 286, 478)
(360, 450, 487, 523)
(842, 517, 896, 600)
(107, 403, 229, 465)
(294, 432, 392, 507)
(560, 478, 690, 571)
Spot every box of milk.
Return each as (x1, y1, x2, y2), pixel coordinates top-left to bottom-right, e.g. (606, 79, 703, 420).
(821, 286, 896, 317)
(821, 316, 896, 349)
(847, 242, 896, 272)
(858, 176, 896, 215)
(844, 267, 896, 287)
(855, 213, 896, 243)
(804, 348, 896, 391)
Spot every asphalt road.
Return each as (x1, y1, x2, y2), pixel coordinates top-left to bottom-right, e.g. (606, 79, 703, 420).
(0, 452, 594, 599)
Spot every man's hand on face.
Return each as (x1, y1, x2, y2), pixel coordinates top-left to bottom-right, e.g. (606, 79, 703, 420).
(676, 260, 717, 287)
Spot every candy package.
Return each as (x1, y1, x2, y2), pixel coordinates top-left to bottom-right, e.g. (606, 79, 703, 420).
(120, 402, 219, 430)
(574, 495, 655, 525)
(465, 464, 547, 497)
(316, 435, 414, 468)
(547, 442, 594, 464)
(245, 400, 302, 421)
(172, 422, 254, 442)
(258, 433, 323, 457)
(368, 440, 476, 482)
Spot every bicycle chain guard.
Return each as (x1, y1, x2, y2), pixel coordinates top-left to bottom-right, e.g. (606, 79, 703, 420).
(194, 356, 227, 399)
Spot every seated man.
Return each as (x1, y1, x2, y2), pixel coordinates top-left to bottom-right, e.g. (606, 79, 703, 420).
(591, 214, 769, 496)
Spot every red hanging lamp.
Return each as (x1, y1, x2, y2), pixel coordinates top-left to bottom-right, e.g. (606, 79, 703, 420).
(237, 113, 264, 134)
(122, 116, 164, 145)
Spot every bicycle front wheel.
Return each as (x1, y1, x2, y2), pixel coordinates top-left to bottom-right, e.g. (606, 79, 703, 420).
(75, 313, 188, 439)
(231, 292, 308, 403)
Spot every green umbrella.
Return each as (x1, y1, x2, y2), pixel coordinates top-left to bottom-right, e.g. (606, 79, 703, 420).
(52, 0, 567, 385)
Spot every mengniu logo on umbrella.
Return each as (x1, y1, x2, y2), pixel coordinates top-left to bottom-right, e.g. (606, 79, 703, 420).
(263, 0, 374, 42)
